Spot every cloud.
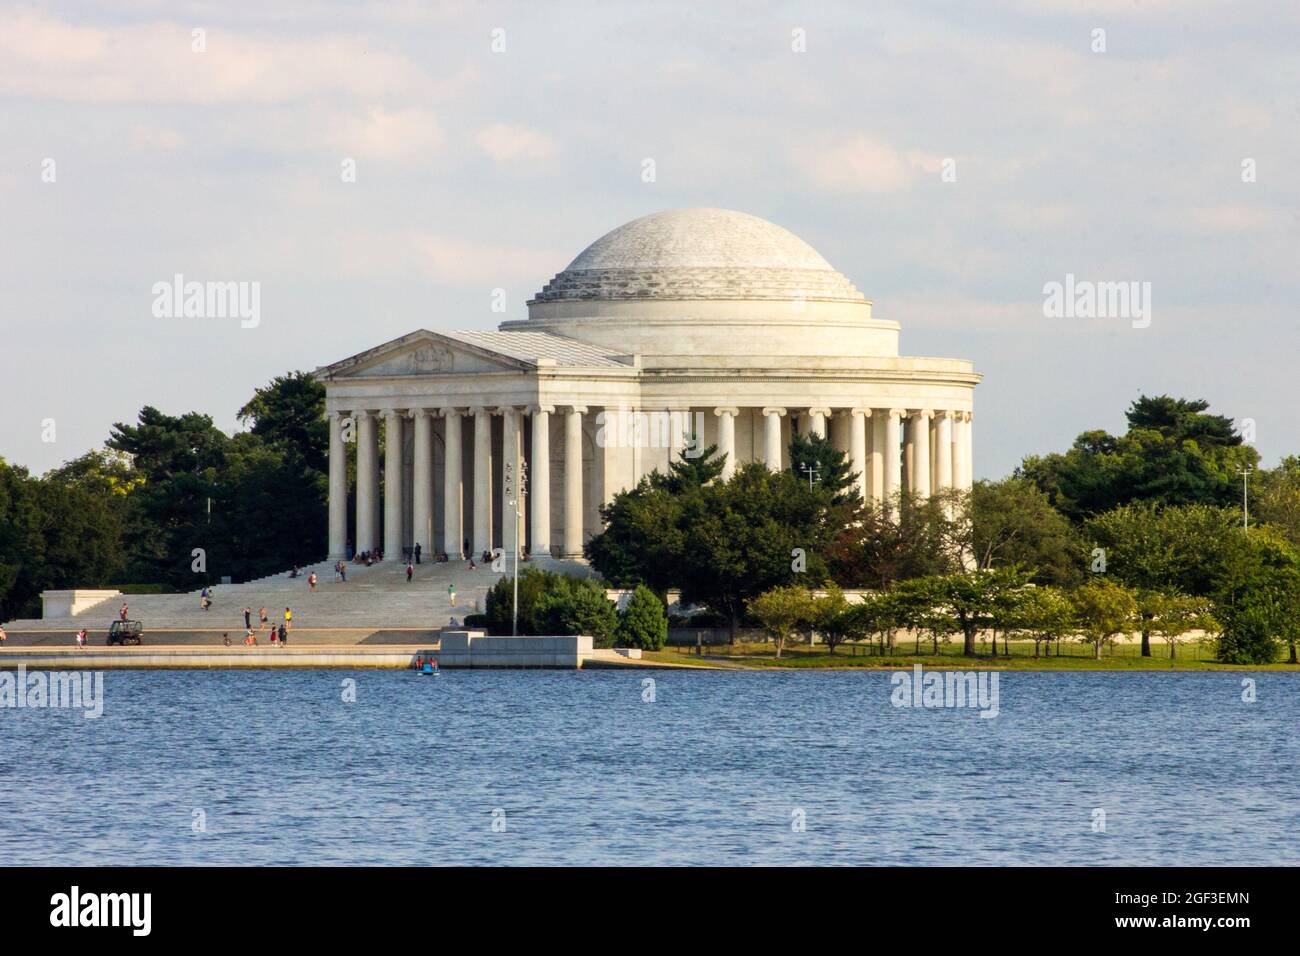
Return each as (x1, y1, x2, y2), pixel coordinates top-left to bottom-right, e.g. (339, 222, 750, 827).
(326, 107, 443, 161)
(0, 13, 433, 105)
(411, 234, 556, 284)
(129, 125, 185, 151)
(473, 123, 558, 166)
(791, 135, 946, 193)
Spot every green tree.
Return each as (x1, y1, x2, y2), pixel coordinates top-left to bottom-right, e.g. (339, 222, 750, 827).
(1019, 395, 1258, 521)
(484, 566, 560, 634)
(962, 479, 1080, 585)
(1085, 502, 1236, 654)
(589, 461, 838, 639)
(617, 584, 668, 650)
(826, 491, 961, 590)
(536, 577, 620, 648)
(236, 371, 329, 474)
(1145, 591, 1218, 661)
(748, 585, 816, 659)
(1212, 529, 1300, 664)
(1006, 585, 1076, 658)
(1255, 456, 1300, 548)
(788, 431, 859, 503)
(1069, 578, 1138, 660)
(107, 406, 231, 587)
(810, 583, 854, 654)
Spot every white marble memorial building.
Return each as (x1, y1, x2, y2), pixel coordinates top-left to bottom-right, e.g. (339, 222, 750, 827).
(315, 208, 980, 562)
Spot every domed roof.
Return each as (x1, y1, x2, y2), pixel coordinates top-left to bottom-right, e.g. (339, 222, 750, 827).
(530, 208, 865, 304)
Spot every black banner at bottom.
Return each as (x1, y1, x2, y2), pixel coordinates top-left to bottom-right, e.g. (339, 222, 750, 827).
(0, 866, 1274, 943)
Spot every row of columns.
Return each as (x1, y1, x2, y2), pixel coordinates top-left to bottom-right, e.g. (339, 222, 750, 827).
(328, 405, 589, 561)
(715, 406, 972, 503)
(328, 403, 974, 560)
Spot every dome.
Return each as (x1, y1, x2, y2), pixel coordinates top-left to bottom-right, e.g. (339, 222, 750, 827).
(529, 208, 865, 304)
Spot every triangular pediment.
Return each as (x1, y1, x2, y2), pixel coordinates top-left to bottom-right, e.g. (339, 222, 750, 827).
(315, 330, 531, 380)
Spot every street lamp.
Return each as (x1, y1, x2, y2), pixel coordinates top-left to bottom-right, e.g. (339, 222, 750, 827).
(799, 461, 821, 491)
(505, 458, 528, 636)
(1237, 465, 1253, 530)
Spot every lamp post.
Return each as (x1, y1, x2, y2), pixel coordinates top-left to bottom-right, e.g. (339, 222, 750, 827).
(799, 461, 821, 491)
(1237, 465, 1253, 530)
(505, 459, 528, 636)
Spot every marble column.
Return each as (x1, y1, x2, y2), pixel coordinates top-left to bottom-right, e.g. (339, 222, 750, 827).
(885, 409, 904, 503)
(911, 410, 932, 499)
(849, 408, 868, 502)
(355, 410, 379, 553)
(563, 406, 586, 558)
(328, 411, 348, 558)
(714, 407, 738, 480)
(808, 407, 830, 439)
(383, 410, 405, 559)
(531, 406, 552, 557)
(762, 407, 785, 471)
(443, 409, 462, 558)
(472, 407, 492, 558)
(870, 411, 886, 506)
(935, 411, 954, 492)
(958, 412, 974, 490)
(500, 406, 522, 559)
(411, 409, 433, 557)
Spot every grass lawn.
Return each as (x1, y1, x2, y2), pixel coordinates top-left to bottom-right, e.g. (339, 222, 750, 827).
(642, 640, 1300, 671)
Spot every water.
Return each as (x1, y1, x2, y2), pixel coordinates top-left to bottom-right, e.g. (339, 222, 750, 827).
(1, 670, 1295, 865)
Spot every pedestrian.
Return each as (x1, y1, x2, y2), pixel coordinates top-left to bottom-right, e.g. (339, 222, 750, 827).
(340, 564, 347, 584)
(448, 582, 456, 607)
(284, 607, 292, 628)
(74, 629, 85, 648)
(243, 606, 252, 629)
(308, 571, 318, 592)
(278, 622, 288, 646)
(119, 602, 128, 621)
(259, 607, 268, 625)
(406, 563, 414, 583)
(0, 624, 6, 645)
(415, 543, 422, 565)
(333, 561, 342, 583)
(468, 557, 476, 571)
(245, 629, 257, 647)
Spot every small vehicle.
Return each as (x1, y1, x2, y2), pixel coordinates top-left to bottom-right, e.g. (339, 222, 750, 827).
(107, 619, 143, 646)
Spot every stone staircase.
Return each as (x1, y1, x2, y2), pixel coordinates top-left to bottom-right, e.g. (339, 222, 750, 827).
(2, 558, 519, 632)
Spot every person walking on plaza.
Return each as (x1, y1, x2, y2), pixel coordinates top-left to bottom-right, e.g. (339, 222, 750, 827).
(259, 606, 268, 626)
(119, 602, 128, 621)
(448, 582, 456, 607)
(243, 606, 252, 629)
(414, 543, 422, 565)
(406, 562, 414, 583)
(284, 607, 292, 629)
(278, 622, 288, 646)
(308, 571, 318, 592)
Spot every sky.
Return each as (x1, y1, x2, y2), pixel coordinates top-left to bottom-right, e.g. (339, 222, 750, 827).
(2, 0, 1297, 480)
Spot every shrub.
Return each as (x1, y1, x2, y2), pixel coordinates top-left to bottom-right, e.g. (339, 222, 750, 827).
(536, 578, 619, 648)
(618, 585, 668, 650)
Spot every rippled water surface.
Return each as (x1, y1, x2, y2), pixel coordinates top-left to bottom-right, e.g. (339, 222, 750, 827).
(2, 669, 1296, 865)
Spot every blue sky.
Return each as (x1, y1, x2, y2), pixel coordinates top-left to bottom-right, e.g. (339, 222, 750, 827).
(2, 0, 1297, 478)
